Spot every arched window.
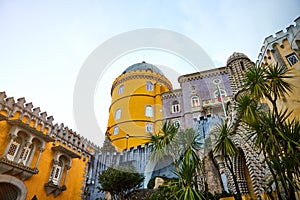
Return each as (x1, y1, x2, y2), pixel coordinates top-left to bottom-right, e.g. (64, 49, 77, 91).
(146, 123, 153, 133)
(146, 81, 154, 91)
(171, 101, 180, 113)
(145, 105, 153, 117)
(18, 143, 32, 165)
(113, 126, 119, 135)
(115, 109, 122, 120)
(118, 84, 124, 94)
(191, 96, 200, 107)
(6, 139, 21, 161)
(50, 160, 63, 185)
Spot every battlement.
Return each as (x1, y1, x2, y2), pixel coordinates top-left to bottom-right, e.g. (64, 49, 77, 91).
(0, 91, 54, 134)
(111, 69, 173, 95)
(178, 67, 227, 83)
(257, 16, 300, 64)
(161, 89, 182, 100)
(0, 91, 99, 158)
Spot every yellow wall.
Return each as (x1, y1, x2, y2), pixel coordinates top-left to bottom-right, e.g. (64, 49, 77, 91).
(0, 114, 89, 200)
(0, 121, 11, 157)
(108, 69, 171, 151)
(262, 39, 300, 120)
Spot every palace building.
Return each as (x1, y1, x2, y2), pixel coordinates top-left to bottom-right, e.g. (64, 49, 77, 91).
(1, 16, 299, 200)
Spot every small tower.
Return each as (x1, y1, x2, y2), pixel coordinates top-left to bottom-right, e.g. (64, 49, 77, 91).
(107, 62, 172, 151)
(226, 52, 253, 94)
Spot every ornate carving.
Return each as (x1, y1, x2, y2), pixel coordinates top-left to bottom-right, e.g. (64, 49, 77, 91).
(44, 181, 66, 197)
(0, 157, 38, 180)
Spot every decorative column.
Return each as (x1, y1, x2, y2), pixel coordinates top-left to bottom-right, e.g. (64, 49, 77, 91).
(3, 134, 17, 157)
(63, 165, 71, 186)
(34, 147, 45, 168)
(18, 141, 32, 165)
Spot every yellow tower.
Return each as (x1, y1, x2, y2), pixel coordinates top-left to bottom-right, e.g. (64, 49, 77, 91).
(107, 62, 172, 151)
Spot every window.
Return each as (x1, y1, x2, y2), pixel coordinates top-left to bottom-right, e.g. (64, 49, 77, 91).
(49, 160, 63, 185)
(118, 84, 124, 94)
(191, 96, 200, 107)
(240, 61, 245, 70)
(146, 81, 154, 91)
(115, 109, 121, 120)
(145, 106, 153, 117)
(286, 53, 299, 66)
(52, 165, 62, 185)
(171, 101, 180, 113)
(7, 140, 20, 161)
(146, 123, 153, 133)
(113, 126, 119, 135)
(18, 145, 32, 164)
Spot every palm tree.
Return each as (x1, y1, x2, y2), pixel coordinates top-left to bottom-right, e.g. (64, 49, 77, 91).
(149, 122, 206, 200)
(237, 63, 299, 199)
(148, 120, 179, 167)
(213, 122, 242, 199)
(174, 129, 205, 200)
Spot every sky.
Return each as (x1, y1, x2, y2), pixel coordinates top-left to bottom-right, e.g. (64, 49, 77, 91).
(0, 0, 299, 146)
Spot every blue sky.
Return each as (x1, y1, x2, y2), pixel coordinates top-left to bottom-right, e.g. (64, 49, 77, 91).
(0, 0, 299, 145)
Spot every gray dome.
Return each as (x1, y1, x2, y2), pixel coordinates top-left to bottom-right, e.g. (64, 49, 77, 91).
(123, 61, 164, 75)
(227, 52, 249, 65)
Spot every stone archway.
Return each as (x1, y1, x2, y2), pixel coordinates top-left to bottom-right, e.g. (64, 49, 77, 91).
(0, 175, 27, 200)
(235, 150, 254, 195)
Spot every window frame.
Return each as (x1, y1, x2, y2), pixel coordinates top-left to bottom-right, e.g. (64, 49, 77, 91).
(113, 126, 119, 135)
(115, 108, 122, 120)
(146, 81, 154, 91)
(286, 53, 299, 66)
(7, 140, 20, 161)
(171, 101, 180, 113)
(118, 84, 124, 94)
(145, 105, 153, 117)
(191, 95, 200, 107)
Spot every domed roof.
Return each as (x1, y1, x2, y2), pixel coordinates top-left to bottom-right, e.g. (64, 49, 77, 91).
(227, 52, 249, 65)
(123, 61, 164, 76)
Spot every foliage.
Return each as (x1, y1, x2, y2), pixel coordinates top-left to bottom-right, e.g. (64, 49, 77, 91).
(145, 180, 178, 200)
(148, 120, 179, 164)
(236, 63, 300, 199)
(148, 121, 206, 200)
(125, 189, 156, 200)
(97, 165, 144, 200)
(147, 175, 177, 189)
(213, 122, 242, 199)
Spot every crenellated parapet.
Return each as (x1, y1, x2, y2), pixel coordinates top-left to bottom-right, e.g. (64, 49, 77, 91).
(51, 123, 99, 161)
(178, 67, 227, 83)
(257, 16, 300, 65)
(161, 89, 182, 100)
(0, 91, 99, 159)
(0, 91, 54, 135)
(111, 69, 173, 94)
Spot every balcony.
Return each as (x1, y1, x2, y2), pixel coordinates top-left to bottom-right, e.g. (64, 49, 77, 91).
(0, 157, 38, 180)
